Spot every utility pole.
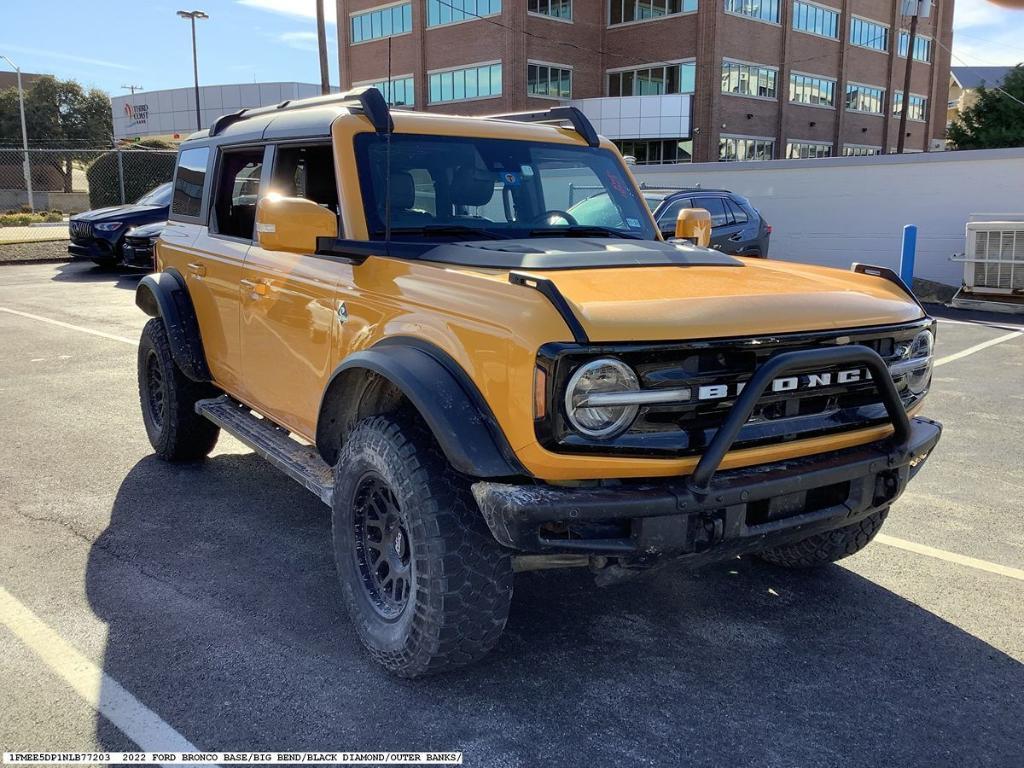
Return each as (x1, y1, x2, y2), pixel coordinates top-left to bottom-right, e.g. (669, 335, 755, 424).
(896, 0, 925, 154)
(316, 0, 331, 95)
(177, 10, 209, 130)
(1, 54, 34, 212)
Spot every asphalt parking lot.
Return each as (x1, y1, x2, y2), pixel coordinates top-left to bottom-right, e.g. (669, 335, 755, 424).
(1, 260, 1022, 767)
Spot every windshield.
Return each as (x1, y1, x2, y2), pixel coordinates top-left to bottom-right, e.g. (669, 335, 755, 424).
(136, 182, 172, 206)
(354, 134, 658, 241)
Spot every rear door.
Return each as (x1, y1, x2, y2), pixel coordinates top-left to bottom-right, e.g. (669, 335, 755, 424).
(239, 143, 344, 438)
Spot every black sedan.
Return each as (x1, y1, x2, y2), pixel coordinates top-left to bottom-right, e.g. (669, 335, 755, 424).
(68, 183, 171, 267)
(120, 220, 166, 270)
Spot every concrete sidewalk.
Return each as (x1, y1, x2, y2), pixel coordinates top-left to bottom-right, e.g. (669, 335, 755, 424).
(0, 225, 70, 245)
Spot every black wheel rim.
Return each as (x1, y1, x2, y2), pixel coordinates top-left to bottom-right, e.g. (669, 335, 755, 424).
(145, 350, 166, 431)
(352, 473, 412, 620)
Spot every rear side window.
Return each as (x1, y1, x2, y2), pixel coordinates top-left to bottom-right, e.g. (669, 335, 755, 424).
(727, 199, 748, 224)
(656, 198, 693, 229)
(211, 148, 264, 240)
(695, 196, 731, 227)
(171, 147, 210, 219)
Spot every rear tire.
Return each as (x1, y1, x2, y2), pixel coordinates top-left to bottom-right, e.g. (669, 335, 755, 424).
(138, 317, 220, 461)
(332, 415, 513, 678)
(757, 508, 888, 568)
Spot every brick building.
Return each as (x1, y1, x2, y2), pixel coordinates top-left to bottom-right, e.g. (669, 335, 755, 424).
(336, 0, 954, 163)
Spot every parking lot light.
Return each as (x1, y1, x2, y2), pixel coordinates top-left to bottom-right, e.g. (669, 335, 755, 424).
(177, 10, 209, 131)
(0, 54, 34, 212)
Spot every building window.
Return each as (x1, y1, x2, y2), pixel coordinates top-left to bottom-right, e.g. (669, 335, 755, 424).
(719, 135, 775, 161)
(845, 83, 885, 114)
(893, 92, 928, 121)
(843, 145, 881, 156)
(721, 60, 778, 99)
(608, 62, 696, 95)
(850, 17, 889, 52)
(428, 62, 502, 103)
(786, 140, 833, 159)
(529, 0, 571, 19)
(724, 0, 780, 24)
(361, 76, 415, 106)
(528, 63, 572, 99)
(614, 138, 693, 164)
(898, 31, 932, 62)
(351, 3, 413, 44)
(427, 0, 501, 27)
(789, 73, 836, 107)
(792, 1, 838, 38)
(609, 0, 697, 26)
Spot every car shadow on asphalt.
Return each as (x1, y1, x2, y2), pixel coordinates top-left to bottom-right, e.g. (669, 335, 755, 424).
(87, 453, 1023, 767)
(51, 261, 144, 290)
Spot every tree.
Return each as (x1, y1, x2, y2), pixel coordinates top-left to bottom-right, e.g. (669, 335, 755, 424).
(947, 65, 1024, 151)
(0, 75, 113, 191)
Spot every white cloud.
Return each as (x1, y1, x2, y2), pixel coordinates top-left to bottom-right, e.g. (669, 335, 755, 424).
(237, 0, 337, 25)
(0, 44, 135, 71)
(279, 31, 337, 52)
(951, 1, 1024, 65)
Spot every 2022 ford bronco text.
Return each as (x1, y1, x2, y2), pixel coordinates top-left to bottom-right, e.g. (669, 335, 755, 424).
(135, 88, 941, 677)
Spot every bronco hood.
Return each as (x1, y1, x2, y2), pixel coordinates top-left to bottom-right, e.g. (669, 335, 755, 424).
(429, 238, 922, 342)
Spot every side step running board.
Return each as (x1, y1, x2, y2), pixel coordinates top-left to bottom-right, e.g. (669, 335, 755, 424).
(195, 396, 335, 506)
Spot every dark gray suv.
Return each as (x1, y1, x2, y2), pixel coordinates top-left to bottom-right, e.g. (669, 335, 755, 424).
(645, 188, 771, 258)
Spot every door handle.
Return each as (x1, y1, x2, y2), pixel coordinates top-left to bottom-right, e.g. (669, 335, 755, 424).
(728, 233, 744, 242)
(240, 278, 267, 297)
(187, 262, 206, 278)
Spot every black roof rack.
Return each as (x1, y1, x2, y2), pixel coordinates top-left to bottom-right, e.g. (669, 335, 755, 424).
(488, 106, 600, 148)
(208, 86, 393, 137)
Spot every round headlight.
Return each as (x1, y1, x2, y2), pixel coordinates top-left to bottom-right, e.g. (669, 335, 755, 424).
(891, 329, 934, 397)
(564, 358, 640, 439)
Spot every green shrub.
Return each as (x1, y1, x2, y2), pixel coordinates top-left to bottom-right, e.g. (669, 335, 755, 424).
(86, 150, 176, 209)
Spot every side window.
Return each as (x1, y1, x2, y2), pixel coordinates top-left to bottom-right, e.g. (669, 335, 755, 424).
(171, 147, 210, 219)
(270, 144, 339, 214)
(696, 196, 731, 228)
(727, 199, 749, 224)
(656, 198, 693, 229)
(212, 148, 264, 240)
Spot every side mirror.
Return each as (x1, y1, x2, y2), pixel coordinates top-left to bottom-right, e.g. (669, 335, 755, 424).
(255, 195, 338, 254)
(674, 208, 711, 248)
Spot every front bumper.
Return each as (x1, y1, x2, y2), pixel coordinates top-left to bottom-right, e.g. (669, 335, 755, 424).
(121, 241, 155, 269)
(473, 416, 940, 562)
(473, 344, 941, 566)
(68, 238, 117, 261)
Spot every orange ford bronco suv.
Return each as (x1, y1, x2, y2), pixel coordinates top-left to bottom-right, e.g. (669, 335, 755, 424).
(135, 88, 941, 677)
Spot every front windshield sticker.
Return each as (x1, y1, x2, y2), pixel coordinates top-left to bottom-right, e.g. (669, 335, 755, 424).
(502, 171, 521, 188)
(626, 218, 641, 229)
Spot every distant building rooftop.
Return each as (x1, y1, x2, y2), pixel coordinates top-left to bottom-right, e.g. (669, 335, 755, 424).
(0, 71, 47, 91)
(950, 66, 1015, 91)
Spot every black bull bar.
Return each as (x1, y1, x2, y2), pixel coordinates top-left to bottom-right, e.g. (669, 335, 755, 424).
(472, 345, 941, 557)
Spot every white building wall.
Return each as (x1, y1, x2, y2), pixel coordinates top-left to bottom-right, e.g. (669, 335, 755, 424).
(632, 148, 1024, 287)
(570, 95, 692, 140)
(111, 82, 328, 139)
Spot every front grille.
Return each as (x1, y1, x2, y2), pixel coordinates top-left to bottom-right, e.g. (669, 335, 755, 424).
(69, 221, 92, 240)
(538, 320, 931, 457)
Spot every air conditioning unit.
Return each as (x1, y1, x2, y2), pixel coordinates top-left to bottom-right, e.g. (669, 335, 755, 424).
(959, 218, 1024, 295)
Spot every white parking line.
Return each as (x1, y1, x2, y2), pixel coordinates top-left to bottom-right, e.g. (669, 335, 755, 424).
(933, 331, 1023, 367)
(876, 535, 1024, 582)
(0, 586, 207, 766)
(0, 307, 137, 346)
(936, 317, 1024, 333)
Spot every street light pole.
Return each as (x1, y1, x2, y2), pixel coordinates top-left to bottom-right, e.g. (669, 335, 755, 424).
(177, 10, 209, 131)
(1, 54, 34, 212)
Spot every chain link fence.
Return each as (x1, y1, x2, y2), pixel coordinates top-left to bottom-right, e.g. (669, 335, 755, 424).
(0, 146, 177, 218)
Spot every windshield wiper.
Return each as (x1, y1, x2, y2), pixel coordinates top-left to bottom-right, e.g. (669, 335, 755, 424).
(528, 226, 643, 240)
(377, 225, 508, 241)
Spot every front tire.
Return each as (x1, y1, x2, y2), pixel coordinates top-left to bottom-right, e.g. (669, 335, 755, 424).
(332, 415, 513, 678)
(138, 317, 220, 461)
(757, 508, 889, 568)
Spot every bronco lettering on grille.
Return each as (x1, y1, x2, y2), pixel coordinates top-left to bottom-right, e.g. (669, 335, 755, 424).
(696, 368, 870, 401)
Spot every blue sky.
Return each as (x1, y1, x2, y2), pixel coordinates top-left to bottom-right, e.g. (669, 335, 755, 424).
(1, 0, 1022, 97)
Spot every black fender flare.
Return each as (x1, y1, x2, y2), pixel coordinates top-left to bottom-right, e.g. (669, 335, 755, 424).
(135, 269, 212, 382)
(317, 338, 528, 480)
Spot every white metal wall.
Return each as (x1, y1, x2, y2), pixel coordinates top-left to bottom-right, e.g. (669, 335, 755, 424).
(632, 147, 1024, 287)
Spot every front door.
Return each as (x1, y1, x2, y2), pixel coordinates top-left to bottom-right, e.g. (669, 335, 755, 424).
(239, 143, 344, 439)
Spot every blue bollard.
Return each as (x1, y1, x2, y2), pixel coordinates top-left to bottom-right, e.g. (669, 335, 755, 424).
(900, 224, 917, 287)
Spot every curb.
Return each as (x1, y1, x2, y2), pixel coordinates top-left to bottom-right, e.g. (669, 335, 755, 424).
(0, 257, 74, 266)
